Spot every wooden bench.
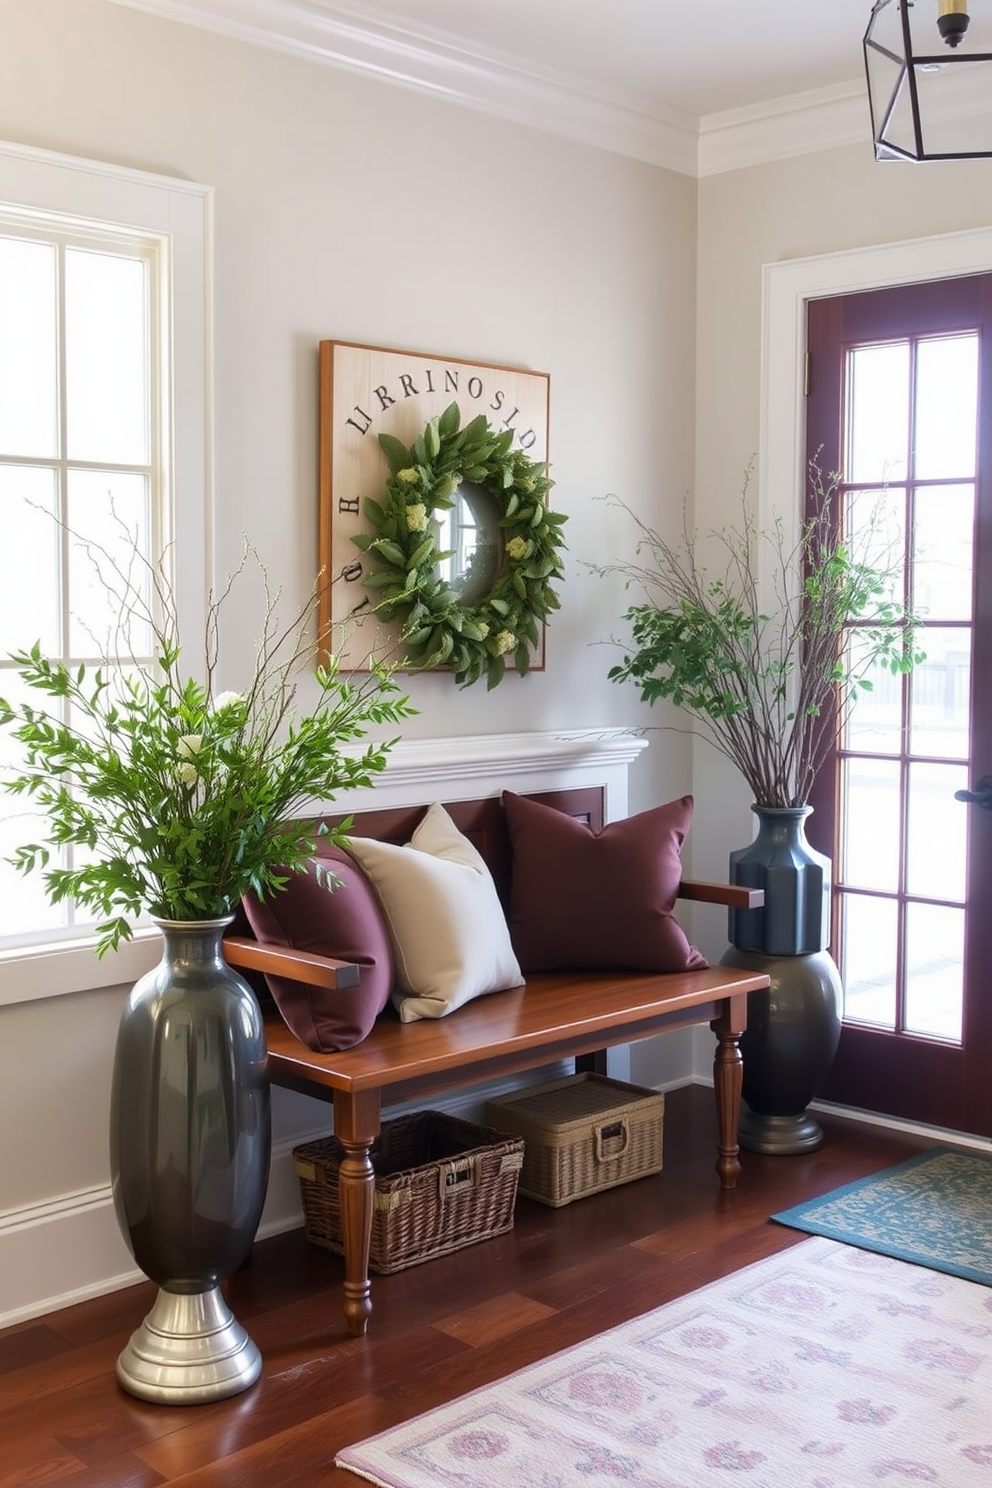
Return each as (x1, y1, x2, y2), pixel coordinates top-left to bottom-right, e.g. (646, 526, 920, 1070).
(223, 787, 769, 1338)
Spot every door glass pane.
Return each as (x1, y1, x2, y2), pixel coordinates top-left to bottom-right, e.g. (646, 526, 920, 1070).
(843, 631, 904, 754)
(847, 342, 909, 484)
(841, 893, 897, 1029)
(841, 756, 901, 892)
(908, 626, 971, 760)
(0, 236, 57, 457)
(66, 469, 151, 657)
(913, 484, 974, 622)
(66, 248, 149, 465)
(906, 761, 968, 902)
(915, 335, 978, 480)
(905, 902, 964, 1041)
(0, 465, 60, 654)
(845, 483, 907, 571)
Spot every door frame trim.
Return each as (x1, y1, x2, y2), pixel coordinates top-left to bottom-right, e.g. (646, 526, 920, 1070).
(763, 227, 992, 1135)
(761, 225, 992, 545)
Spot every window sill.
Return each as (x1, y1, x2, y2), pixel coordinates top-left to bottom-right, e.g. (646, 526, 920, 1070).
(0, 929, 161, 1007)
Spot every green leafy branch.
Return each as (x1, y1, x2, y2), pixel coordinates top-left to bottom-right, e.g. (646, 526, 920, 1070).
(591, 463, 925, 807)
(0, 528, 415, 955)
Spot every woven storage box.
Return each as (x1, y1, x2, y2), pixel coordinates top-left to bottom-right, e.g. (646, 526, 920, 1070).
(293, 1110, 524, 1274)
(485, 1072, 664, 1207)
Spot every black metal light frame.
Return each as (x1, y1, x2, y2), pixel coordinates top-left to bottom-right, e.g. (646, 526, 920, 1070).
(864, 0, 992, 160)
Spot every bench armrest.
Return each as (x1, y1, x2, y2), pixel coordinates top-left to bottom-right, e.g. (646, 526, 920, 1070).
(678, 879, 764, 909)
(222, 935, 361, 990)
(224, 879, 762, 993)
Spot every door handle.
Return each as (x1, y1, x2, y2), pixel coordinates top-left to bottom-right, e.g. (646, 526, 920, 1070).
(954, 776, 992, 810)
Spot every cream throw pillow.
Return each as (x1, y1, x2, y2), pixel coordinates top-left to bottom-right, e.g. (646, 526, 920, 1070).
(346, 801, 525, 1022)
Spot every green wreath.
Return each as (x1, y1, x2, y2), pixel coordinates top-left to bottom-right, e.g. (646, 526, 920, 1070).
(351, 401, 567, 689)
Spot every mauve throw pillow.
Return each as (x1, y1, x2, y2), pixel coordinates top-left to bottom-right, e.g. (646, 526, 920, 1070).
(503, 791, 708, 973)
(241, 846, 393, 1052)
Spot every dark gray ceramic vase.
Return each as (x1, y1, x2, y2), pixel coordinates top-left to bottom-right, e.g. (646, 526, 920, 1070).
(720, 945, 842, 1154)
(727, 805, 831, 955)
(109, 916, 271, 1403)
(724, 807, 842, 1155)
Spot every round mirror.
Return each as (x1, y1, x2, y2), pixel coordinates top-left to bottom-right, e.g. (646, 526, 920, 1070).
(435, 481, 502, 607)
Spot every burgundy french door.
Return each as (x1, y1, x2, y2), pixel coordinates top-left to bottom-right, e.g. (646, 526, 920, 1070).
(805, 273, 992, 1135)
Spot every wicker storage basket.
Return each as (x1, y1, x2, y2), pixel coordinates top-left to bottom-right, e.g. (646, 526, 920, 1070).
(293, 1110, 525, 1274)
(485, 1072, 664, 1207)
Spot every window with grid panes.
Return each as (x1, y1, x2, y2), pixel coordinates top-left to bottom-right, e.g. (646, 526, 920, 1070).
(0, 226, 161, 948)
(0, 142, 208, 994)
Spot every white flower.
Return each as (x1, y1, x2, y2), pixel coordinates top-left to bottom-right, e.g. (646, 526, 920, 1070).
(212, 691, 243, 712)
(494, 630, 516, 655)
(405, 503, 428, 533)
(396, 467, 420, 485)
(506, 536, 528, 560)
(175, 761, 199, 786)
(176, 734, 203, 759)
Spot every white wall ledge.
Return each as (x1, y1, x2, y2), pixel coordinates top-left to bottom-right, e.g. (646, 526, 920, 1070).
(346, 727, 648, 792)
(0, 729, 648, 1008)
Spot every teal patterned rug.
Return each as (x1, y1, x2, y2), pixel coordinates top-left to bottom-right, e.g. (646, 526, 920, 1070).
(773, 1147, 992, 1285)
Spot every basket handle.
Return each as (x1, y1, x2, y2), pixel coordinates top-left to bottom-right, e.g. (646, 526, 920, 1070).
(438, 1154, 480, 1200)
(594, 1118, 630, 1163)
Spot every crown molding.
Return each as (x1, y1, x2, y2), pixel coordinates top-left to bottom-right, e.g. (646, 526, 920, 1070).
(698, 81, 870, 177)
(107, 0, 868, 176)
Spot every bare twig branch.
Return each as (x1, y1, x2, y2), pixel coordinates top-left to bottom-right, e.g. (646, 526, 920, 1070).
(588, 464, 923, 806)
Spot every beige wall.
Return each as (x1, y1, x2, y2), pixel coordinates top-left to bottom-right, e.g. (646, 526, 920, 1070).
(5, 0, 991, 1323)
(0, 0, 698, 1315)
(0, 0, 700, 815)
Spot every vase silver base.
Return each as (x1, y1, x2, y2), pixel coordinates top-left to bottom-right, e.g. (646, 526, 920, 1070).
(738, 1106, 825, 1155)
(116, 1285, 262, 1404)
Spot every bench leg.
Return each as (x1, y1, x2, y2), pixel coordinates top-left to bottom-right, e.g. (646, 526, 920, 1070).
(333, 1088, 381, 1337)
(711, 993, 747, 1189)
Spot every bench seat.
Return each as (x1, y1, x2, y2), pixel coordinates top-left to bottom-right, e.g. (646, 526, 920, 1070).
(224, 787, 769, 1337)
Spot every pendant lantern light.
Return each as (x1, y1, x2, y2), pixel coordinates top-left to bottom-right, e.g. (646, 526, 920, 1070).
(865, 0, 992, 160)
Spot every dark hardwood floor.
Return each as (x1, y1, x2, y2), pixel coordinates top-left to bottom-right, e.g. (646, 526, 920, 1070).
(2, 1086, 937, 1487)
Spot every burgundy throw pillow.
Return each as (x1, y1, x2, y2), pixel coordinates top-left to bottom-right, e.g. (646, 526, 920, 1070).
(503, 791, 708, 974)
(241, 846, 393, 1052)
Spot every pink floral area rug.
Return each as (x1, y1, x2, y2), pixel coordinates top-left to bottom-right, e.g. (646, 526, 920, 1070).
(335, 1237, 992, 1488)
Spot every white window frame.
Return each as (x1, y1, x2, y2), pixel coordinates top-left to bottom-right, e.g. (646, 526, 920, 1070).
(0, 140, 212, 1007)
(760, 226, 992, 542)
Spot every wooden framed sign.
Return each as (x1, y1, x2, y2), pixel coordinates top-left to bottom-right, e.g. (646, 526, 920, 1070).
(318, 340, 552, 674)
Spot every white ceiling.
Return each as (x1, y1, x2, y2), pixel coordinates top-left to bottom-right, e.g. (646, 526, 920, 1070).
(109, 0, 882, 173)
(330, 0, 874, 119)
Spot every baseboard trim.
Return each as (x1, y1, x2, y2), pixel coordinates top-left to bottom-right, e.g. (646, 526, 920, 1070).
(690, 1075, 992, 1155)
(11, 1075, 982, 1329)
(808, 1096, 992, 1154)
(0, 1062, 572, 1329)
(0, 1187, 140, 1329)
